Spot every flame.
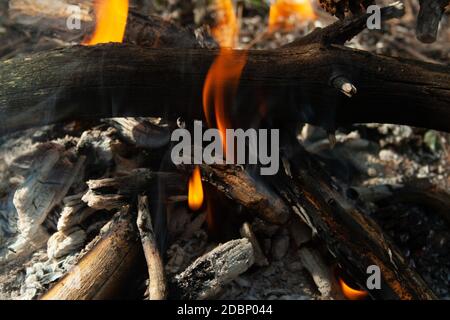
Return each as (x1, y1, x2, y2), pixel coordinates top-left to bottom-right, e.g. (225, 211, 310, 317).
(202, 49, 247, 153)
(268, 0, 316, 32)
(83, 0, 129, 45)
(203, 0, 246, 154)
(339, 278, 369, 300)
(188, 166, 204, 211)
(211, 0, 239, 48)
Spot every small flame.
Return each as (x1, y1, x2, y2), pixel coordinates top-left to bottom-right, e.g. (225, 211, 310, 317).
(268, 0, 316, 32)
(211, 0, 239, 48)
(203, 0, 246, 154)
(188, 166, 204, 211)
(83, 0, 129, 45)
(339, 278, 369, 300)
(202, 49, 247, 153)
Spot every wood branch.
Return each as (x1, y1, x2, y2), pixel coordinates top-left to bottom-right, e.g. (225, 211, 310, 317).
(40, 209, 143, 300)
(137, 195, 167, 300)
(275, 140, 437, 300)
(8, 0, 213, 49)
(286, 1, 405, 47)
(170, 238, 255, 300)
(416, 0, 450, 43)
(82, 169, 183, 210)
(1, 43, 450, 135)
(198, 165, 291, 225)
(240, 222, 269, 267)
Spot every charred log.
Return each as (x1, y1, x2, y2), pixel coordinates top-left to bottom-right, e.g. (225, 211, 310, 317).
(1, 43, 450, 135)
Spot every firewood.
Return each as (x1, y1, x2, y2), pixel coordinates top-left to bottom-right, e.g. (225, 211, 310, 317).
(288, 1, 405, 47)
(416, 0, 450, 43)
(275, 140, 437, 300)
(198, 165, 291, 225)
(8, 0, 215, 49)
(1, 42, 450, 135)
(82, 169, 184, 210)
(136, 195, 167, 300)
(298, 246, 339, 298)
(171, 238, 255, 300)
(40, 209, 143, 300)
(240, 222, 269, 267)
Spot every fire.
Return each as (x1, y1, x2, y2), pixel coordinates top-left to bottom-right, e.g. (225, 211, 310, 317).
(339, 278, 369, 300)
(211, 0, 239, 48)
(83, 0, 129, 45)
(268, 0, 316, 32)
(188, 166, 204, 211)
(202, 49, 247, 153)
(203, 0, 246, 154)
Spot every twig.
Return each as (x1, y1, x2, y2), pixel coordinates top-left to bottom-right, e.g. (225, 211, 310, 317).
(137, 195, 167, 300)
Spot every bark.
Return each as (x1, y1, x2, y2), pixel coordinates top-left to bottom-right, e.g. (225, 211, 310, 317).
(1, 43, 450, 135)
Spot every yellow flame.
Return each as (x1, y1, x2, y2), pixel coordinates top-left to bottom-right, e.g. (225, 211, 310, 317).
(211, 0, 239, 48)
(83, 0, 129, 45)
(339, 278, 369, 300)
(188, 166, 204, 211)
(269, 0, 316, 32)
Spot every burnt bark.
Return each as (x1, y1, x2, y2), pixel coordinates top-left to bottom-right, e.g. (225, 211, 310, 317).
(1, 43, 450, 135)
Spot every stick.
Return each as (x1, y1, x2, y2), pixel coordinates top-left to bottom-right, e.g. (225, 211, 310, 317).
(137, 195, 167, 300)
(40, 209, 143, 300)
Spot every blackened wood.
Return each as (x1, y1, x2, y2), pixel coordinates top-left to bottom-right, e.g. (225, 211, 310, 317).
(1, 43, 450, 135)
(170, 238, 254, 300)
(275, 142, 437, 300)
(416, 0, 450, 43)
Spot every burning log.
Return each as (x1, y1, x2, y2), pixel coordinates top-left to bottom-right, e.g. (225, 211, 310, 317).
(137, 195, 167, 300)
(276, 140, 437, 300)
(8, 0, 214, 49)
(40, 208, 143, 300)
(1, 42, 450, 135)
(198, 165, 290, 225)
(170, 238, 255, 300)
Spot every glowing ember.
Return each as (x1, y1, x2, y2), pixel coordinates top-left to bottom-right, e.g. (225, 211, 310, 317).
(339, 278, 369, 300)
(268, 0, 316, 32)
(83, 0, 129, 45)
(211, 0, 239, 48)
(188, 166, 204, 211)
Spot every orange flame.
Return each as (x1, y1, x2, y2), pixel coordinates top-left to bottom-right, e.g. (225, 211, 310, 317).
(268, 0, 316, 32)
(188, 166, 204, 211)
(211, 0, 239, 48)
(83, 0, 129, 45)
(339, 278, 369, 300)
(202, 49, 247, 153)
(203, 0, 246, 154)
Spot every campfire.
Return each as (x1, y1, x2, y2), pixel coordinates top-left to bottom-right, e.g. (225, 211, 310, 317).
(0, 0, 449, 301)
